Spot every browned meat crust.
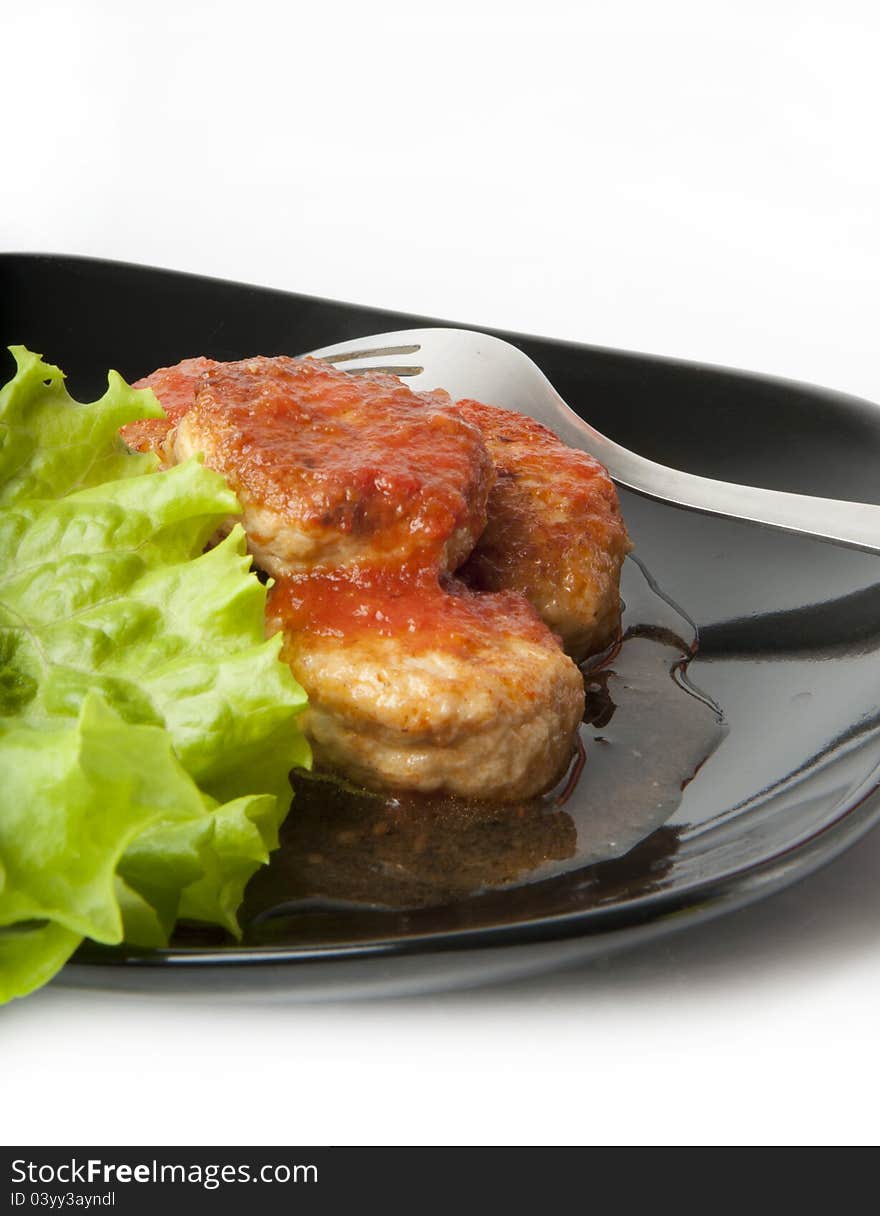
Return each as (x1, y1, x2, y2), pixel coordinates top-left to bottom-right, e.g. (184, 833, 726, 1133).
(453, 398, 631, 660)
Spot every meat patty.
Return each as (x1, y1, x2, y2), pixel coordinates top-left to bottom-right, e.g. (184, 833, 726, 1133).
(453, 398, 632, 660)
(268, 571, 584, 799)
(172, 357, 494, 576)
(125, 353, 631, 800)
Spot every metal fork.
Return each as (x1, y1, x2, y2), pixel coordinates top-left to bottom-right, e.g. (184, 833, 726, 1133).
(307, 327, 880, 555)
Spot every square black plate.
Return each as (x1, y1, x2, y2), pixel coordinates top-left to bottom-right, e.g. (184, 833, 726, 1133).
(3, 252, 880, 999)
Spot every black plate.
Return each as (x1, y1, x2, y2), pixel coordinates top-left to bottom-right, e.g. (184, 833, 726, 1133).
(3, 252, 880, 999)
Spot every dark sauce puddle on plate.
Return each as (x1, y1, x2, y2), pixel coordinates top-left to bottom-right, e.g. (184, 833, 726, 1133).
(187, 556, 725, 949)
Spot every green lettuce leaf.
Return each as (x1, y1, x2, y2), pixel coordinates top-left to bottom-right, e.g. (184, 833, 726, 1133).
(0, 921, 82, 1006)
(0, 347, 310, 1002)
(0, 347, 161, 502)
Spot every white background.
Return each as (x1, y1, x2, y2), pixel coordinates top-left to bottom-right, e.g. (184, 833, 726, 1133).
(3, 0, 880, 1147)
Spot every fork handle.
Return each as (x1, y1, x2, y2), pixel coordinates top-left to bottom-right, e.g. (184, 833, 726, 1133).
(560, 420, 880, 556)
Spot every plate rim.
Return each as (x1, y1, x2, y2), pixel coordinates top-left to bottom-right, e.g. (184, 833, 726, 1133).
(5, 249, 880, 423)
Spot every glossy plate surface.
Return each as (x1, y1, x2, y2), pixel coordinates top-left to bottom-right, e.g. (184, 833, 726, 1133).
(2, 253, 879, 998)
